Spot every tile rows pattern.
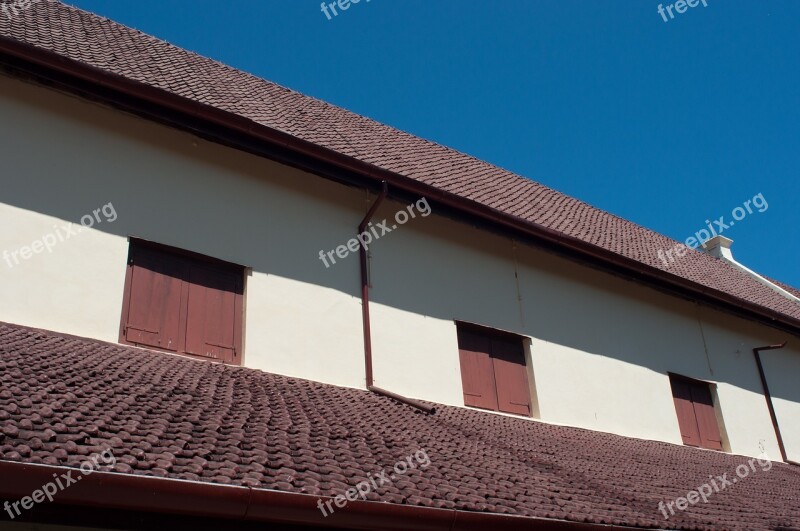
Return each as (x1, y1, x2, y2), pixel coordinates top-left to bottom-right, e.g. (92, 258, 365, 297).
(0, 2, 798, 326)
(1, 323, 798, 530)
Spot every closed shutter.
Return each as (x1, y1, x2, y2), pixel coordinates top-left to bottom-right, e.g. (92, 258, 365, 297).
(670, 375, 723, 450)
(120, 240, 244, 365)
(184, 264, 240, 363)
(123, 247, 183, 351)
(457, 329, 499, 411)
(671, 377, 703, 447)
(491, 338, 531, 416)
(690, 383, 723, 451)
(457, 325, 532, 416)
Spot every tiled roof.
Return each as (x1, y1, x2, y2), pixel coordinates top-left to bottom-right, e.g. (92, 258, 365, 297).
(1, 322, 798, 530)
(0, 2, 798, 328)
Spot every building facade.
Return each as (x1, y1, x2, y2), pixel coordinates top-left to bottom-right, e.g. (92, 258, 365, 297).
(1, 65, 798, 464)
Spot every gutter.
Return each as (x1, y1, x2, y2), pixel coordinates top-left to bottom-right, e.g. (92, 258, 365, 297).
(358, 181, 435, 414)
(2, 37, 800, 338)
(0, 460, 647, 531)
(752, 342, 789, 462)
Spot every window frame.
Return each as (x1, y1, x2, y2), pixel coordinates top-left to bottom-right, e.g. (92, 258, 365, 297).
(455, 321, 533, 417)
(118, 238, 246, 365)
(668, 372, 725, 451)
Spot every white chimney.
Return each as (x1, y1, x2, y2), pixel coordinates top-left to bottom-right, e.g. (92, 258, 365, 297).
(701, 235, 734, 261)
(701, 236, 800, 304)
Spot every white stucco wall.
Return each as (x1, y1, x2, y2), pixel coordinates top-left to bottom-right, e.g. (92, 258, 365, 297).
(760, 346, 800, 463)
(0, 73, 367, 389)
(1, 73, 798, 462)
(367, 204, 798, 459)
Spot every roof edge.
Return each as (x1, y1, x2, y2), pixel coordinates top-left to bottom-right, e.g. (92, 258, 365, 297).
(0, 460, 650, 531)
(1, 35, 799, 338)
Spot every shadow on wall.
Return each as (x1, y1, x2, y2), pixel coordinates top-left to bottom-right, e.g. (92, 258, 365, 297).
(1, 73, 797, 408)
(0, 73, 366, 300)
(367, 208, 799, 405)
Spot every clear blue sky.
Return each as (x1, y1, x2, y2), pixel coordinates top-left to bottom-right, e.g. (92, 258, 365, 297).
(67, 0, 800, 287)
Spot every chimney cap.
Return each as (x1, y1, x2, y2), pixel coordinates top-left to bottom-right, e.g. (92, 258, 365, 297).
(701, 235, 734, 260)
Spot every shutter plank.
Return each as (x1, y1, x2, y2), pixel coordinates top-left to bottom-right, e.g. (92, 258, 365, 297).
(690, 383, 724, 450)
(457, 329, 499, 411)
(670, 377, 702, 447)
(184, 264, 240, 363)
(124, 248, 182, 351)
(491, 338, 531, 416)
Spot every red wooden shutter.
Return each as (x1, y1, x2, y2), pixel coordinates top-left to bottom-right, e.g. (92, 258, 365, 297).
(120, 241, 244, 365)
(491, 338, 531, 416)
(670, 377, 702, 447)
(690, 383, 723, 450)
(123, 248, 183, 351)
(184, 264, 240, 364)
(457, 329, 499, 411)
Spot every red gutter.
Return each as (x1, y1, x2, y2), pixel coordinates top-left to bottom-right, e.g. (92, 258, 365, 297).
(1, 37, 800, 339)
(752, 342, 789, 462)
(357, 181, 435, 414)
(0, 461, 647, 531)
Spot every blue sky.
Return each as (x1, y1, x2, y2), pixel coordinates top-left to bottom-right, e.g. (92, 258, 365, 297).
(67, 0, 800, 287)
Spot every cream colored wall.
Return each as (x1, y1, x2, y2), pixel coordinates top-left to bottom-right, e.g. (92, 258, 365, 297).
(0, 73, 367, 389)
(760, 346, 800, 463)
(367, 199, 799, 460)
(1, 73, 798, 461)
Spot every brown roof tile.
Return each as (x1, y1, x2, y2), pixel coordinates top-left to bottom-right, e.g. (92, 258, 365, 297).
(0, 2, 798, 328)
(0, 322, 798, 530)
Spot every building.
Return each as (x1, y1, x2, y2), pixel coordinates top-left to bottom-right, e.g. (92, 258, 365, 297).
(0, 2, 798, 530)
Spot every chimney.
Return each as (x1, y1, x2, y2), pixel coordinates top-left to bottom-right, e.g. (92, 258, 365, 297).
(701, 236, 800, 304)
(701, 236, 734, 260)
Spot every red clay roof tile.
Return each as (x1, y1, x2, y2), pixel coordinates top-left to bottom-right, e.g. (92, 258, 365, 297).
(0, 322, 798, 529)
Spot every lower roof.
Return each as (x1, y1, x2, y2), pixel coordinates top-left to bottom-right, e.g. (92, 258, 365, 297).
(0, 322, 798, 530)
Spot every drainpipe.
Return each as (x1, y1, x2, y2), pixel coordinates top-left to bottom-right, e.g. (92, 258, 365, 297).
(359, 182, 435, 415)
(752, 342, 788, 462)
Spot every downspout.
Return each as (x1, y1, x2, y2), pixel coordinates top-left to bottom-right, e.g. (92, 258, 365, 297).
(752, 342, 789, 462)
(359, 182, 435, 415)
